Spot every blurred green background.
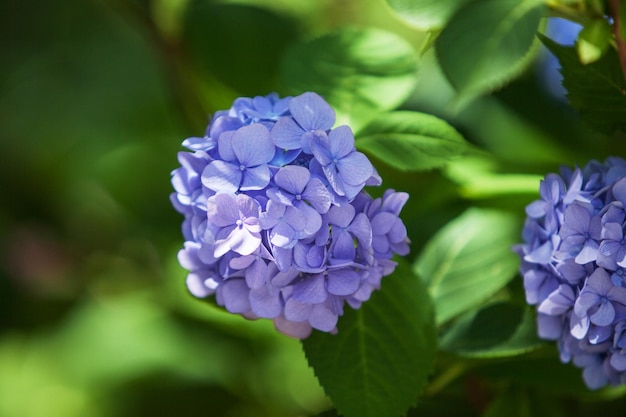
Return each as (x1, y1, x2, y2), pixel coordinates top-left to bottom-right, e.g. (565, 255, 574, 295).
(3, 0, 626, 416)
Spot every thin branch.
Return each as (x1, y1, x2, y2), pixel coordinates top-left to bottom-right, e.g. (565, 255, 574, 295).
(609, 0, 626, 82)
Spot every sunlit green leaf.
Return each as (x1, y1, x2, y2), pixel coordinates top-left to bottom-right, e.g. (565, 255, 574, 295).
(406, 49, 578, 165)
(356, 111, 469, 171)
(440, 302, 543, 358)
(541, 34, 626, 135)
(444, 154, 543, 198)
(302, 261, 437, 417)
(0, 337, 92, 417)
(577, 19, 612, 64)
(435, 0, 544, 104)
(385, 0, 472, 30)
(414, 208, 520, 325)
(281, 27, 418, 131)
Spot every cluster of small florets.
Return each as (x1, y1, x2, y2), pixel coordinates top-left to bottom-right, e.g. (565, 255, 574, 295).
(516, 157, 626, 388)
(171, 92, 410, 338)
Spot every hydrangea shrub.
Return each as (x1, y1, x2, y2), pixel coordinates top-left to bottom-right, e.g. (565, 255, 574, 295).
(171, 92, 410, 338)
(517, 157, 626, 389)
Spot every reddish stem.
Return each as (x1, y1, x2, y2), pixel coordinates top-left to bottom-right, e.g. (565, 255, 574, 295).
(610, 0, 626, 83)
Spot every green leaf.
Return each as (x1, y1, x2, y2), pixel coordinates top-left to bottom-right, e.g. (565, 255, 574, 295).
(440, 302, 543, 358)
(302, 261, 437, 417)
(482, 387, 570, 417)
(541, 34, 626, 135)
(183, 3, 298, 94)
(482, 388, 532, 417)
(435, 0, 544, 104)
(414, 208, 520, 325)
(576, 19, 612, 64)
(444, 154, 543, 198)
(478, 357, 589, 394)
(407, 399, 481, 417)
(312, 410, 341, 417)
(281, 27, 419, 131)
(356, 111, 469, 171)
(385, 0, 473, 30)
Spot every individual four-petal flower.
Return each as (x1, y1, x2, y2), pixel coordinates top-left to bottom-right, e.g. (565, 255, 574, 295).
(271, 92, 336, 153)
(202, 124, 275, 193)
(310, 125, 373, 200)
(206, 193, 262, 257)
(574, 268, 626, 328)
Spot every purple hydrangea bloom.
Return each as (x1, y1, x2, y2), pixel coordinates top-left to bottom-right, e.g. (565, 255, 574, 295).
(171, 92, 410, 339)
(517, 157, 626, 388)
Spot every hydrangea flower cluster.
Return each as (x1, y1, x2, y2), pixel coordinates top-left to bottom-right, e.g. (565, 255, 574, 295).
(171, 92, 410, 338)
(516, 157, 626, 389)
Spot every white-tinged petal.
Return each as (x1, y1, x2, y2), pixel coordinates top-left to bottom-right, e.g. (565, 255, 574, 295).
(202, 161, 241, 193)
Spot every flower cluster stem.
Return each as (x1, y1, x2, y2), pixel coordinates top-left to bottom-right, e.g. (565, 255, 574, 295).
(609, 0, 626, 82)
(424, 361, 469, 398)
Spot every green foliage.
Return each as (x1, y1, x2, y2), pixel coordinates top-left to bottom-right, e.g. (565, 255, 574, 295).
(281, 27, 419, 130)
(477, 357, 590, 395)
(435, 0, 544, 105)
(576, 18, 612, 64)
(302, 262, 437, 417)
(384, 0, 472, 30)
(482, 388, 533, 417)
(6, 0, 626, 416)
(541, 34, 626, 135)
(444, 154, 544, 198)
(183, 2, 298, 95)
(415, 208, 520, 325)
(356, 111, 469, 171)
(440, 302, 543, 358)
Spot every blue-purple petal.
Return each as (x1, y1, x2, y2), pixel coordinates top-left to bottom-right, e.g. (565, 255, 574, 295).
(590, 301, 615, 326)
(271, 117, 305, 150)
(348, 213, 373, 248)
(610, 352, 626, 371)
(328, 125, 355, 158)
(337, 152, 373, 186)
(220, 279, 251, 314)
(250, 285, 282, 318)
(327, 268, 360, 295)
(284, 297, 313, 322)
(302, 178, 332, 213)
(270, 222, 297, 248)
(332, 231, 356, 261)
(240, 164, 271, 191)
(293, 274, 327, 304)
(202, 161, 242, 193)
(289, 92, 335, 132)
(231, 124, 275, 167)
(274, 165, 309, 195)
(309, 303, 338, 332)
(206, 193, 239, 227)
